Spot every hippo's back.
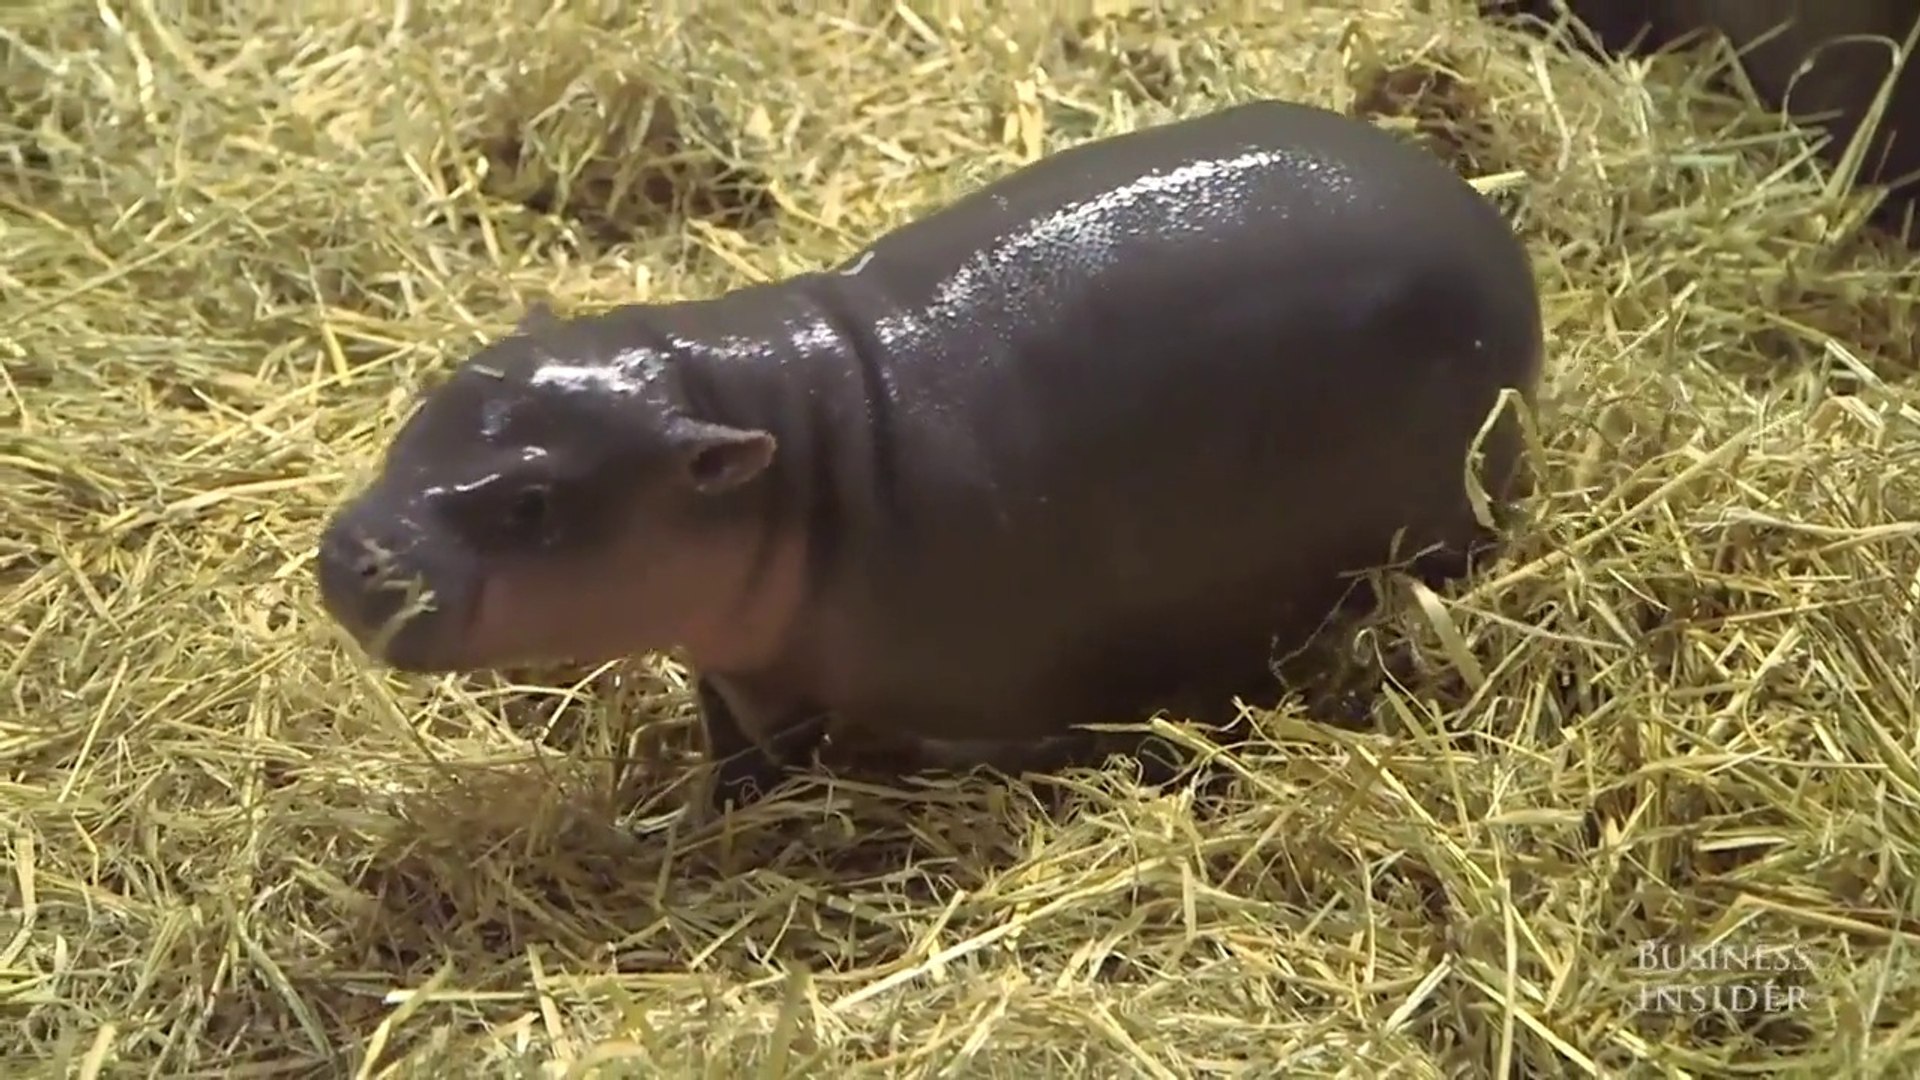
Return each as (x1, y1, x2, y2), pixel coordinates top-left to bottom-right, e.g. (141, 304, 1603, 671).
(816, 100, 1542, 739)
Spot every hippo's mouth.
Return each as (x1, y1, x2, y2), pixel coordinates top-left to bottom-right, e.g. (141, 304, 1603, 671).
(315, 514, 640, 676)
(313, 540, 487, 675)
(334, 572, 485, 674)
(455, 572, 535, 670)
(455, 570, 638, 674)
(354, 568, 602, 676)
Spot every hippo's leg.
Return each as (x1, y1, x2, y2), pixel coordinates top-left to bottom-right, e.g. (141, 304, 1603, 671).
(1412, 431, 1528, 589)
(1128, 589, 1380, 790)
(980, 695, 1251, 802)
(693, 676, 828, 812)
(1127, 667, 1277, 789)
(1408, 520, 1509, 591)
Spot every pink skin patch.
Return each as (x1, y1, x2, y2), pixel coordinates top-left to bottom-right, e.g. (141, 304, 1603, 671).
(453, 517, 812, 679)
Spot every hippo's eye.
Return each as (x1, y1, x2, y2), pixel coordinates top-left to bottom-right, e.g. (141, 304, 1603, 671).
(504, 483, 553, 540)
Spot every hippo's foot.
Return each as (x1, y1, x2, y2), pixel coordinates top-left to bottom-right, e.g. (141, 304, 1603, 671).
(980, 699, 1253, 797)
(693, 677, 828, 814)
(1113, 650, 1318, 799)
(1125, 693, 1260, 793)
(1413, 534, 1497, 591)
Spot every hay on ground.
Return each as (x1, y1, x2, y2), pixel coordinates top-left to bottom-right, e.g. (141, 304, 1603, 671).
(5, 0, 1920, 1074)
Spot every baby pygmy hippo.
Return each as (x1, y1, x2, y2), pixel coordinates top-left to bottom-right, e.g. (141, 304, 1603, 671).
(315, 98, 1543, 806)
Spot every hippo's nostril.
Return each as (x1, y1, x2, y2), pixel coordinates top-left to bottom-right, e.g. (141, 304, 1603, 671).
(320, 525, 387, 586)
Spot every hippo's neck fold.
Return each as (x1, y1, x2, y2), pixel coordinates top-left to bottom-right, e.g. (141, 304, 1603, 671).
(638, 278, 894, 598)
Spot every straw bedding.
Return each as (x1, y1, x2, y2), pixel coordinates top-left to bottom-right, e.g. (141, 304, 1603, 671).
(5, 0, 1920, 1075)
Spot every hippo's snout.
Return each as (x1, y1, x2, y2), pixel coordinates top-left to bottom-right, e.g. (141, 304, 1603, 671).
(314, 502, 476, 673)
(314, 518, 396, 629)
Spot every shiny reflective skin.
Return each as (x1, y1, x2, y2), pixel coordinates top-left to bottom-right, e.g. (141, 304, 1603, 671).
(316, 304, 789, 675)
(315, 99, 1544, 799)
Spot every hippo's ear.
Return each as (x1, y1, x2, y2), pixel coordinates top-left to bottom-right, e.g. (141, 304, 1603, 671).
(668, 418, 777, 495)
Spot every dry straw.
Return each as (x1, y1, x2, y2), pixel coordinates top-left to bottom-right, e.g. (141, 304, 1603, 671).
(5, 0, 1920, 1075)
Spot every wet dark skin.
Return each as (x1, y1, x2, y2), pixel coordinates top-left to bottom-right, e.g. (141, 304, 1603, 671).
(315, 99, 1544, 810)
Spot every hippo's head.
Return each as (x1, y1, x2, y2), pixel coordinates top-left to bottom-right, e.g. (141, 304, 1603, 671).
(314, 304, 779, 674)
